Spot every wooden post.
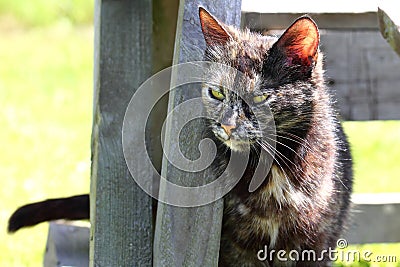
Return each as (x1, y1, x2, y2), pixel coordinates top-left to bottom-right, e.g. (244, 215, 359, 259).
(90, 0, 153, 266)
(153, 1, 242, 266)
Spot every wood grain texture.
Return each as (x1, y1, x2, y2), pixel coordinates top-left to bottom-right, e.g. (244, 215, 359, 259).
(378, 7, 400, 57)
(322, 31, 400, 120)
(243, 12, 379, 31)
(90, 0, 153, 266)
(153, 1, 242, 266)
(44, 222, 90, 267)
(345, 193, 400, 244)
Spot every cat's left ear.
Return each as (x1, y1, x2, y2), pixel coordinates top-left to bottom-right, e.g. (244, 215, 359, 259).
(274, 16, 319, 68)
(199, 7, 232, 46)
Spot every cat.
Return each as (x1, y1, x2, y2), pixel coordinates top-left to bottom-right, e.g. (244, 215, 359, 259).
(9, 7, 353, 267)
(198, 7, 352, 267)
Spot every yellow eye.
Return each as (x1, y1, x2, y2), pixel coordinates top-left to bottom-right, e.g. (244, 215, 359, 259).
(253, 94, 269, 104)
(210, 89, 225, 100)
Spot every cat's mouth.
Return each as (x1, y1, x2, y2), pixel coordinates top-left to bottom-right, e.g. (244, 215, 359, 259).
(213, 126, 254, 152)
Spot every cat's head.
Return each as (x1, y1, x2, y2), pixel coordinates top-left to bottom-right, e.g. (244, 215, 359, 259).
(199, 7, 322, 152)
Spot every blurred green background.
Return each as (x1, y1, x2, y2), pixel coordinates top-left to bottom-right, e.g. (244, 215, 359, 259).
(0, 1, 399, 266)
(0, 1, 93, 266)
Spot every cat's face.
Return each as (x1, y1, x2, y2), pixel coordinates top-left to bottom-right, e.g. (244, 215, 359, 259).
(199, 7, 320, 152)
(201, 65, 273, 152)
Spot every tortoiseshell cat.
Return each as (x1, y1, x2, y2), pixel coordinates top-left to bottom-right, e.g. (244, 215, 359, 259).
(9, 7, 352, 267)
(199, 7, 352, 267)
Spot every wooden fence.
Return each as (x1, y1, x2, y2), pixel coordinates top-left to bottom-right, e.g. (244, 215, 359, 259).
(44, 1, 400, 266)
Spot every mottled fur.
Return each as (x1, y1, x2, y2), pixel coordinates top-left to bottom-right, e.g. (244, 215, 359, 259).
(199, 8, 352, 267)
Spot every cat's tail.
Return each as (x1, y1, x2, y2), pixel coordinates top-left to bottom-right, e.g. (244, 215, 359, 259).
(8, 194, 89, 233)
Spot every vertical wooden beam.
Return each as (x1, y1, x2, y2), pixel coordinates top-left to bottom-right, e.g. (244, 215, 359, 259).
(90, 0, 153, 266)
(153, 1, 242, 266)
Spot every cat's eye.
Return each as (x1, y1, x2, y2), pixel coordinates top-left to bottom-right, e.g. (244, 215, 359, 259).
(209, 88, 225, 101)
(253, 94, 269, 104)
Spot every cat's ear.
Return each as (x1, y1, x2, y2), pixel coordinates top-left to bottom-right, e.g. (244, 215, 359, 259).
(274, 16, 319, 67)
(199, 7, 232, 46)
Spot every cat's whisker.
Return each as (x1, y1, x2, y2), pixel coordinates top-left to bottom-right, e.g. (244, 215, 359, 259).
(256, 141, 290, 183)
(257, 139, 310, 182)
(270, 132, 313, 152)
(257, 140, 294, 182)
(253, 131, 309, 164)
(261, 135, 309, 166)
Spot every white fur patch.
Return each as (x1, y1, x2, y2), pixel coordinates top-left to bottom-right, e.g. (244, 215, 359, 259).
(262, 165, 308, 210)
(238, 203, 250, 216)
(251, 216, 280, 248)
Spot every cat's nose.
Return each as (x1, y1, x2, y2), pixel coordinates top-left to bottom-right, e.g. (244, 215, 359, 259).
(221, 124, 236, 136)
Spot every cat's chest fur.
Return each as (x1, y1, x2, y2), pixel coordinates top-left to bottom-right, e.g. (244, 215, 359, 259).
(220, 161, 334, 266)
(226, 165, 292, 247)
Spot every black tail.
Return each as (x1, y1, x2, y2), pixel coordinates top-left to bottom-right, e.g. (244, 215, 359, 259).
(8, 194, 89, 233)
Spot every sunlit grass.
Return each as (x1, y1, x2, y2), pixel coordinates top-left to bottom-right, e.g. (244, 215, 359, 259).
(338, 122, 400, 267)
(334, 243, 400, 267)
(0, 0, 93, 26)
(344, 121, 400, 194)
(0, 23, 92, 267)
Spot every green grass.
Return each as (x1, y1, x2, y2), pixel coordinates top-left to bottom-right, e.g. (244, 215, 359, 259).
(0, 0, 93, 27)
(337, 121, 400, 267)
(334, 243, 400, 267)
(344, 121, 400, 193)
(1, 7, 400, 267)
(0, 23, 92, 266)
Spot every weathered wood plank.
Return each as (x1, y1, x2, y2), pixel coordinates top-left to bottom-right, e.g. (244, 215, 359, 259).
(346, 193, 400, 244)
(90, 0, 153, 266)
(241, 1, 379, 14)
(242, 12, 379, 31)
(322, 31, 400, 120)
(153, 1, 242, 266)
(44, 222, 90, 267)
(378, 7, 400, 57)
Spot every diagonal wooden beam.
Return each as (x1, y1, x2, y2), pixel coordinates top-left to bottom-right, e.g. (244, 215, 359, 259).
(378, 7, 400, 57)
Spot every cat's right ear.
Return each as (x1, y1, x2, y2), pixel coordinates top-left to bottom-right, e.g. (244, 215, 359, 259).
(199, 7, 232, 46)
(274, 16, 319, 69)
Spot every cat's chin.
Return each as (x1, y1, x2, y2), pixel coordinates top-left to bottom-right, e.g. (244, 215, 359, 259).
(220, 138, 252, 152)
(212, 129, 253, 152)
(224, 141, 248, 152)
